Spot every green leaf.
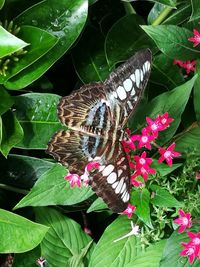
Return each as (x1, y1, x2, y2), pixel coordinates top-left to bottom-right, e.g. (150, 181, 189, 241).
(175, 123, 200, 157)
(190, 0, 200, 21)
(0, 208, 49, 253)
(1, 110, 24, 157)
(151, 161, 182, 177)
(0, 0, 5, 9)
(141, 25, 200, 60)
(163, 3, 192, 25)
(0, 154, 56, 189)
(87, 197, 108, 213)
(0, 87, 13, 115)
(148, 3, 166, 25)
(131, 188, 152, 228)
(8, 0, 88, 89)
(194, 60, 200, 120)
(152, 53, 184, 90)
(35, 207, 93, 267)
(0, 25, 28, 58)
(14, 93, 62, 149)
(150, 0, 177, 7)
(72, 28, 110, 83)
(150, 185, 182, 207)
(132, 75, 197, 145)
(105, 14, 155, 68)
(14, 164, 94, 209)
(89, 216, 141, 267)
(160, 225, 200, 267)
(1, 26, 58, 85)
(12, 246, 41, 267)
(126, 240, 166, 267)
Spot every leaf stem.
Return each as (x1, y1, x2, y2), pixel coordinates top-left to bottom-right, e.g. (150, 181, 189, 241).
(0, 183, 28, 195)
(152, 6, 173, 26)
(123, 2, 136, 15)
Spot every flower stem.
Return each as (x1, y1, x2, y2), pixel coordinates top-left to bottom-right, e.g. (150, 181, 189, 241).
(123, 2, 136, 15)
(0, 183, 28, 195)
(152, 6, 173, 26)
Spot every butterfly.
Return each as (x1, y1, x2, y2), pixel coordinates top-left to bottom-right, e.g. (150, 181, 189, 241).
(46, 49, 152, 213)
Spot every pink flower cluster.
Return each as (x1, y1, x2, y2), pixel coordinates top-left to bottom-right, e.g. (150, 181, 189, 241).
(173, 24, 200, 74)
(173, 209, 200, 264)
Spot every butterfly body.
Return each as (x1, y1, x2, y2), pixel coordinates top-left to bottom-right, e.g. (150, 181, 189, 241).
(47, 49, 152, 213)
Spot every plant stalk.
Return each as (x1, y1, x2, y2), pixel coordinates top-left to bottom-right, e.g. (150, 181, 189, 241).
(152, 6, 173, 26)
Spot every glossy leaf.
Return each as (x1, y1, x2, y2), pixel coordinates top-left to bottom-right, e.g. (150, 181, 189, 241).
(131, 188, 152, 228)
(152, 53, 184, 90)
(14, 164, 94, 209)
(163, 3, 191, 25)
(1, 110, 24, 157)
(190, 0, 200, 21)
(148, 3, 166, 25)
(35, 207, 93, 267)
(0, 0, 5, 9)
(0, 25, 28, 58)
(131, 75, 197, 145)
(1, 26, 58, 85)
(142, 25, 200, 60)
(150, 185, 182, 207)
(150, 0, 177, 7)
(194, 60, 200, 120)
(175, 122, 200, 157)
(7, 0, 88, 89)
(125, 240, 166, 267)
(87, 197, 108, 213)
(0, 87, 13, 115)
(0, 154, 55, 189)
(89, 216, 141, 267)
(151, 161, 182, 177)
(14, 93, 62, 149)
(160, 225, 200, 267)
(0, 208, 49, 253)
(72, 28, 110, 83)
(105, 14, 155, 68)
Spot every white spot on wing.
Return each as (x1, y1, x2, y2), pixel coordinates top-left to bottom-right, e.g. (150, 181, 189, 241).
(118, 169, 123, 176)
(130, 74, 135, 82)
(112, 181, 118, 189)
(107, 172, 117, 184)
(102, 164, 114, 176)
(99, 165, 105, 171)
(144, 61, 150, 72)
(134, 96, 138, 102)
(127, 100, 133, 110)
(115, 178, 125, 194)
(140, 69, 144, 82)
(123, 79, 132, 92)
(135, 69, 140, 88)
(120, 182, 126, 195)
(130, 87, 136, 96)
(116, 86, 127, 100)
(113, 92, 118, 98)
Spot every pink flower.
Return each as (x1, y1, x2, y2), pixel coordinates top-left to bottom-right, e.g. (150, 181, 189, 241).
(187, 232, 200, 248)
(173, 59, 196, 74)
(158, 143, 181, 167)
(174, 209, 191, 233)
(135, 128, 155, 150)
(64, 173, 81, 188)
(122, 203, 136, 218)
(188, 29, 200, 47)
(132, 151, 156, 181)
(156, 112, 174, 131)
(196, 173, 200, 179)
(131, 174, 144, 187)
(180, 242, 199, 265)
(86, 161, 100, 172)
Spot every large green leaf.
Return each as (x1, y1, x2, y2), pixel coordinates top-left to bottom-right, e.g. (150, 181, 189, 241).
(0, 154, 55, 189)
(1, 110, 24, 157)
(14, 93, 62, 149)
(131, 188, 152, 228)
(0, 25, 58, 85)
(0, 209, 49, 253)
(35, 207, 93, 267)
(131, 75, 197, 145)
(89, 216, 141, 267)
(0, 87, 14, 115)
(126, 240, 166, 267)
(0, 0, 5, 9)
(150, 185, 182, 207)
(0, 25, 28, 58)
(87, 197, 108, 213)
(175, 123, 200, 157)
(6, 0, 88, 89)
(14, 164, 94, 209)
(142, 25, 200, 60)
(160, 225, 200, 267)
(163, 3, 191, 25)
(151, 161, 182, 177)
(194, 60, 200, 120)
(105, 14, 155, 68)
(190, 0, 200, 21)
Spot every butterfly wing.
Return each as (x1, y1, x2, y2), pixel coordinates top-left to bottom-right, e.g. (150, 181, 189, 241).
(105, 49, 152, 127)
